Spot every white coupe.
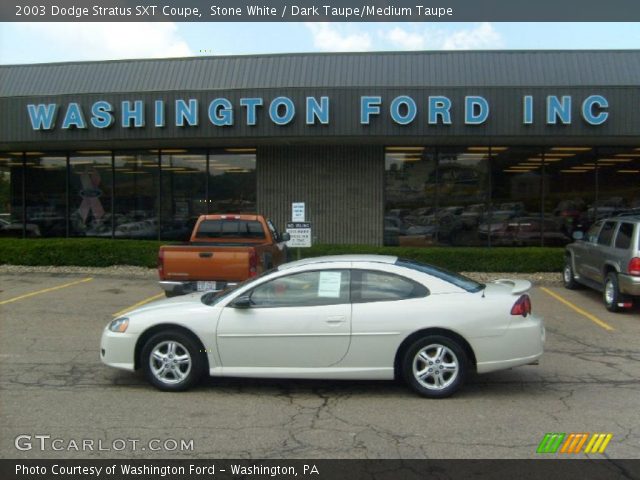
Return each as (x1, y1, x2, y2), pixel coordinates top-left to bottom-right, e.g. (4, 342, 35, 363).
(101, 255, 544, 398)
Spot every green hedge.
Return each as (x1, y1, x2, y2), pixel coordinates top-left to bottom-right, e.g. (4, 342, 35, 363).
(0, 238, 564, 272)
(0, 238, 164, 268)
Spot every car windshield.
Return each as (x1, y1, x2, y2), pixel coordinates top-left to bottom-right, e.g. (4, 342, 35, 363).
(201, 268, 276, 306)
(395, 258, 485, 293)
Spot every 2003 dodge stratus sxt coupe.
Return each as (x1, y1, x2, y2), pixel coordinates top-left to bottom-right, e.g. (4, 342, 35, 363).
(101, 255, 544, 398)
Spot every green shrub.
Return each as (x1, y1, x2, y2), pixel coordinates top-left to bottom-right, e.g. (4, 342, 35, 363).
(0, 239, 564, 272)
(0, 238, 164, 268)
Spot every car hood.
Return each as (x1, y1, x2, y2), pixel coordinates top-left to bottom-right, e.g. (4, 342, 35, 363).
(123, 292, 205, 317)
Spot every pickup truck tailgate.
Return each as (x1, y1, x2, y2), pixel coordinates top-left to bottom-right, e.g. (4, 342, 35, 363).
(160, 246, 251, 282)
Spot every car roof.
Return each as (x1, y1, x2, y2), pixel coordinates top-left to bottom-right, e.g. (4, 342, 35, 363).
(279, 254, 398, 270)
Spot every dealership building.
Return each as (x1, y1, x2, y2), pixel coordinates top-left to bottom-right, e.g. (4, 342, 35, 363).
(0, 50, 639, 246)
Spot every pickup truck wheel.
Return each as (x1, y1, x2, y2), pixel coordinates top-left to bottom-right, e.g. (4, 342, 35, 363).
(563, 259, 580, 290)
(603, 272, 629, 313)
(141, 330, 204, 391)
(402, 335, 467, 399)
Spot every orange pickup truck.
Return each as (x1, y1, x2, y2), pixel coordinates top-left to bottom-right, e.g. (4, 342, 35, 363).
(158, 214, 290, 297)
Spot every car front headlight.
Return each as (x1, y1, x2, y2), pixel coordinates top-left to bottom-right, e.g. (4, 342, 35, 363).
(108, 317, 129, 333)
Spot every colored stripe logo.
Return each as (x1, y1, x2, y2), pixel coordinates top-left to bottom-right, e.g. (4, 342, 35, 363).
(537, 433, 612, 454)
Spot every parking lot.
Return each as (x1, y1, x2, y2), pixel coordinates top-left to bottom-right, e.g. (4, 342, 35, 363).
(1, 270, 639, 459)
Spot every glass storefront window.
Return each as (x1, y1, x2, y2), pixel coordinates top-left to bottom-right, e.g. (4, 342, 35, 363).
(436, 147, 490, 246)
(209, 148, 257, 213)
(384, 147, 436, 246)
(0, 153, 24, 237)
(160, 150, 207, 241)
(595, 146, 640, 220)
(70, 152, 113, 237)
(24, 153, 67, 237)
(542, 147, 597, 241)
(113, 152, 159, 239)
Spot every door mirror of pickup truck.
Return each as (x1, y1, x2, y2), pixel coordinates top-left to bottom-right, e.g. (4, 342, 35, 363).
(231, 294, 253, 309)
(280, 232, 291, 242)
(572, 231, 584, 241)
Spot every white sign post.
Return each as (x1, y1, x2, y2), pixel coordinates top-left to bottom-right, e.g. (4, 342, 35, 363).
(292, 202, 305, 222)
(285, 222, 312, 248)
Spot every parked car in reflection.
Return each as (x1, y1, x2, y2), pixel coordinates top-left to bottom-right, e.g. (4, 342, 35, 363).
(0, 222, 41, 237)
(477, 211, 517, 240)
(502, 217, 570, 247)
(101, 255, 544, 398)
(460, 204, 486, 230)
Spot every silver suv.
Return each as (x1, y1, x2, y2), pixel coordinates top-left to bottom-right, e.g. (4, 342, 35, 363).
(564, 214, 640, 312)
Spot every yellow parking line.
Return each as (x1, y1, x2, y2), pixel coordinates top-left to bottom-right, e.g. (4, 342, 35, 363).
(112, 293, 164, 317)
(540, 287, 615, 332)
(0, 277, 93, 306)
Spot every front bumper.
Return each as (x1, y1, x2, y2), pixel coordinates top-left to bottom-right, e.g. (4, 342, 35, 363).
(618, 274, 640, 296)
(100, 328, 137, 371)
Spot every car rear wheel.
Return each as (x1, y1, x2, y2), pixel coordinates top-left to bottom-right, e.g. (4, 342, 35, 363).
(603, 272, 629, 313)
(402, 335, 467, 398)
(141, 330, 204, 391)
(563, 258, 580, 290)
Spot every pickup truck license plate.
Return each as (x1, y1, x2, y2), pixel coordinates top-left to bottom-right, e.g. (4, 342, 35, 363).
(197, 281, 217, 292)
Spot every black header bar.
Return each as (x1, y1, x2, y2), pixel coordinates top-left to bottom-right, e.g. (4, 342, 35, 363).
(3, 0, 640, 22)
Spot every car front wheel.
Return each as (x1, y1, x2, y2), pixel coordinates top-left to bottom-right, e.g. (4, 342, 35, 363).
(141, 330, 204, 391)
(402, 335, 468, 398)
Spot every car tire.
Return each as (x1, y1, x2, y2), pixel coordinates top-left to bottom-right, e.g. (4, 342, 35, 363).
(563, 258, 580, 290)
(141, 330, 204, 391)
(402, 335, 468, 398)
(603, 272, 629, 313)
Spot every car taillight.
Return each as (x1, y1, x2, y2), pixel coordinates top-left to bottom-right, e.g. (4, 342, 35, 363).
(248, 248, 257, 277)
(158, 249, 164, 279)
(511, 294, 532, 317)
(629, 257, 640, 277)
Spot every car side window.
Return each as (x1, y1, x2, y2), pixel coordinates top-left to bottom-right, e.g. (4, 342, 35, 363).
(352, 270, 428, 303)
(585, 222, 602, 243)
(614, 223, 633, 250)
(249, 270, 350, 307)
(597, 221, 616, 246)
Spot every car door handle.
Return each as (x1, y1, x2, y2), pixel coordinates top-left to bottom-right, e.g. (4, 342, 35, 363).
(199, 252, 213, 258)
(326, 315, 346, 324)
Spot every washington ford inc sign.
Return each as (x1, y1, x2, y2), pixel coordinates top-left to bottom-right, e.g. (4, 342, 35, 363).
(26, 94, 610, 131)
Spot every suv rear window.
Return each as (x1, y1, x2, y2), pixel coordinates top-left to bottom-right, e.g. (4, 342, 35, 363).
(195, 220, 265, 239)
(597, 221, 616, 246)
(614, 223, 634, 250)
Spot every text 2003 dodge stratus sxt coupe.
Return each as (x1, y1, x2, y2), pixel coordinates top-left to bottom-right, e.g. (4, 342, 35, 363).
(101, 255, 544, 398)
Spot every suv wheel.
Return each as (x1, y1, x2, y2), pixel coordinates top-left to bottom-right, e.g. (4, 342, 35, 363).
(603, 272, 629, 313)
(563, 258, 580, 290)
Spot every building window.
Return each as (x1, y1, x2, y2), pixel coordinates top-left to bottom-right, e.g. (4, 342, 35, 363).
(113, 152, 159, 239)
(208, 148, 257, 213)
(70, 152, 113, 237)
(24, 153, 67, 237)
(0, 154, 24, 237)
(160, 150, 207, 241)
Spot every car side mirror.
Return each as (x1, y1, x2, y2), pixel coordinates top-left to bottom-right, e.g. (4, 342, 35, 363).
(572, 231, 584, 241)
(231, 294, 252, 309)
(281, 232, 291, 242)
